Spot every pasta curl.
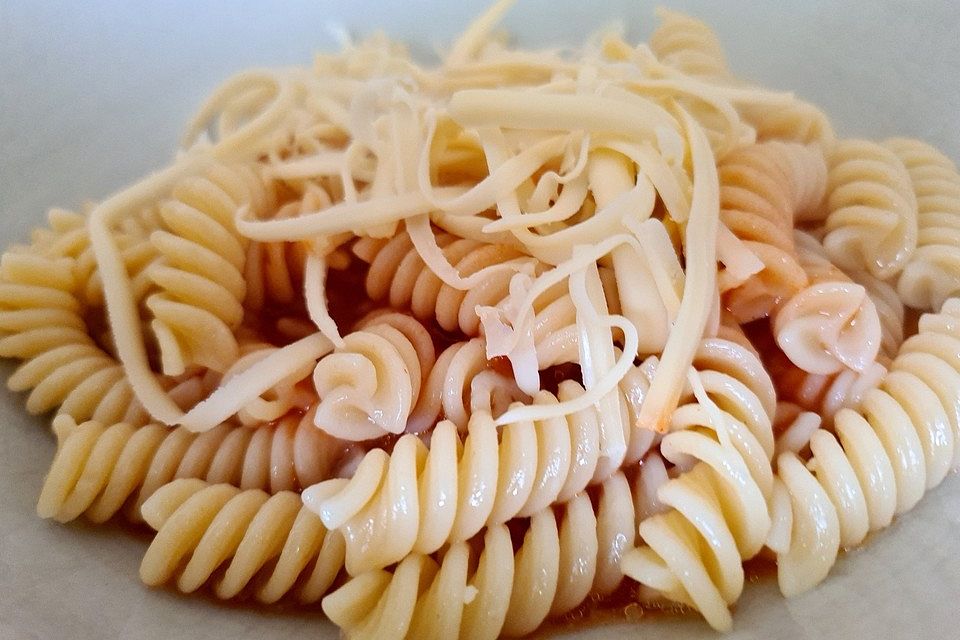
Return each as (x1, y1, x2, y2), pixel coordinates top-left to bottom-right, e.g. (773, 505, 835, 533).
(312, 312, 436, 440)
(146, 163, 276, 376)
(304, 336, 774, 577)
(321, 470, 638, 640)
(407, 338, 529, 433)
(353, 230, 533, 337)
(822, 139, 918, 280)
(303, 369, 656, 575)
(37, 410, 344, 524)
(139, 478, 345, 603)
(771, 298, 960, 596)
(773, 231, 882, 375)
(885, 137, 960, 310)
(0, 252, 150, 425)
(718, 142, 811, 322)
(620, 378, 775, 632)
(649, 8, 729, 81)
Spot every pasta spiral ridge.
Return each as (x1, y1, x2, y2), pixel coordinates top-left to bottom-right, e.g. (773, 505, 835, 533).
(822, 139, 919, 280)
(649, 8, 729, 81)
(407, 338, 529, 433)
(312, 312, 436, 440)
(0, 252, 149, 425)
(321, 469, 639, 640)
(304, 336, 775, 576)
(773, 231, 882, 375)
(718, 142, 810, 322)
(770, 298, 960, 597)
(620, 375, 776, 632)
(303, 371, 655, 576)
(244, 184, 336, 312)
(738, 99, 836, 149)
(36, 410, 343, 524)
(353, 230, 533, 337)
(773, 354, 888, 427)
(139, 478, 345, 604)
(146, 163, 275, 376)
(884, 137, 960, 310)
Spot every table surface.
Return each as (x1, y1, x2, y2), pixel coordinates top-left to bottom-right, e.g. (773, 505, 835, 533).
(2, 1, 959, 638)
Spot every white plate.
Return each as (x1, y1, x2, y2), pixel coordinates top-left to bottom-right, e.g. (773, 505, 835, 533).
(2, 1, 959, 638)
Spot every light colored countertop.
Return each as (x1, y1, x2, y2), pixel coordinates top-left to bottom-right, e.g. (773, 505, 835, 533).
(2, 2, 959, 638)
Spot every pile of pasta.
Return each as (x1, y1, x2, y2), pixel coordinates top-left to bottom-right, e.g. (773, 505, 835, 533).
(4, 1, 960, 636)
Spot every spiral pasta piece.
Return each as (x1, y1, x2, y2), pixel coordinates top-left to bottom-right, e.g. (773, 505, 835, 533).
(244, 184, 337, 312)
(738, 99, 836, 149)
(312, 312, 435, 440)
(0, 251, 154, 425)
(773, 355, 888, 426)
(303, 372, 650, 576)
(407, 338, 529, 433)
(222, 339, 318, 426)
(36, 409, 344, 524)
(822, 139, 918, 280)
(81, 207, 164, 310)
(147, 163, 275, 376)
(773, 231, 882, 375)
(620, 375, 775, 632)
(718, 142, 810, 322)
(321, 469, 638, 640)
(649, 8, 729, 81)
(15, 204, 162, 317)
(304, 335, 774, 576)
(139, 478, 345, 604)
(848, 268, 905, 359)
(353, 230, 532, 336)
(771, 298, 960, 597)
(884, 137, 960, 310)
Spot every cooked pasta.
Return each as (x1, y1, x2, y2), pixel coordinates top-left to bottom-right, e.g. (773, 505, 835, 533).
(885, 137, 960, 310)
(312, 312, 436, 440)
(2, 2, 958, 638)
(407, 338, 529, 432)
(771, 298, 960, 596)
(0, 251, 150, 425)
(140, 478, 345, 603)
(303, 336, 772, 576)
(822, 139, 919, 280)
(147, 163, 276, 376)
(717, 142, 810, 322)
(738, 99, 836, 149)
(353, 230, 536, 336)
(620, 364, 775, 632)
(321, 469, 639, 640)
(649, 8, 730, 81)
(37, 410, 344, 523)
(773, 230, 883, 375)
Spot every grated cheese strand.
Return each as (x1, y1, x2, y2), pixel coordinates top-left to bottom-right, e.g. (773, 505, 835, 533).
(636, 108, 721, 433)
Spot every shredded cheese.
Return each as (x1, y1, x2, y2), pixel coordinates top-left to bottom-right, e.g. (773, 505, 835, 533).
(636, 108, 721, 433)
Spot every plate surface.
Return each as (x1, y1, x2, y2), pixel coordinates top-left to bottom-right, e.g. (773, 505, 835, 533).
(2, 1, 959, 638)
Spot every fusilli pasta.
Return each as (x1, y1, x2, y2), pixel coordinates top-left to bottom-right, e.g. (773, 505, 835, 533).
(773, 230, 883, 375)
(139, 478, 345, 603)
(770, 298, 960, 596)
(37, 410, 343, 523)
(312, 312, 436, 440)
(147, 163, 276, 376)
(304, 336, 773, 576)
(322, 467, 653, 639)
(885, 137, 960, 310)
(2, 4, 957, 637)
(0, 251, 150, 424)
(718, 142, 810, 322)
(822, 139, 919, 280)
